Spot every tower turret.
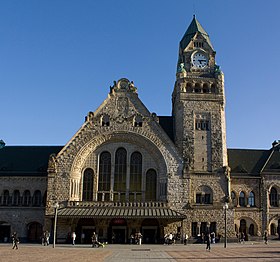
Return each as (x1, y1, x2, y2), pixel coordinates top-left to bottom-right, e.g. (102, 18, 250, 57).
(172, 15, 227, 173)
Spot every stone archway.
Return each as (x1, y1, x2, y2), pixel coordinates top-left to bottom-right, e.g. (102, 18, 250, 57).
(27, 222, 43, 243)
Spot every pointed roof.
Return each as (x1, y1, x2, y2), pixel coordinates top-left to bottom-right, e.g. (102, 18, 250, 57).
(180, 15, 213, 50)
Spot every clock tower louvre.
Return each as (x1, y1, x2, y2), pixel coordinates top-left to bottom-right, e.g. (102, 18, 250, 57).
(172, 16, 228, 173)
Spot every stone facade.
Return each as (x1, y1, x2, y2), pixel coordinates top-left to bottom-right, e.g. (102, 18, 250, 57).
(0, 16, 280, 244)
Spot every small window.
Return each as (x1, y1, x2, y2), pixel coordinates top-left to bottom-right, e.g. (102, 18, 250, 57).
(101, 115, 110, 126)
(195, 119, 210, 131)
(195, 186, 213, 204)
(134, 115, 143, 127)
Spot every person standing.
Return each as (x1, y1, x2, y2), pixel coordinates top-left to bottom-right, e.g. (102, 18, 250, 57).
(91, 232, 97, 247)
(11, 232, 19, 250)
(206, 233, 211, 251)
(184, 233, 188, 245)
(71, 231, 76, 245)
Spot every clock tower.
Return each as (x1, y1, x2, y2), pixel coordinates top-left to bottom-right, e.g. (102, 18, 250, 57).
(172, 15, 228, 173)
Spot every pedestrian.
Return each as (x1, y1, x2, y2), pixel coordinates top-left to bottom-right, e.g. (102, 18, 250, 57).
(138, 232, 143, 245)
(45, 230, 50, 245)
(11, 232, 19, 250)
(184, 233, 188, 245)
(240, 232, 245, 244)
(168, 233, 173, 245)
(264, 230, 268, 244)
(210, 231, 215, 244)
(91, 232, 97, 247)
(206, 233, 211, 251)
(71, 231, 76, 245)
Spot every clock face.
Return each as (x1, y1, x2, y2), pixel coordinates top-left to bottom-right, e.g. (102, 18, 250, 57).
(192, 52, 208, 68)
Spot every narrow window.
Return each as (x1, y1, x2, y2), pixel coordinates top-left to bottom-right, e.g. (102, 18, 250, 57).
(239, 191, 246, 207)
(3, 190, 9, 206)
(114, 148, 127, 192)
(248, 191, 255, 207)
(130, 152, 142, 192)
(82, 169, 94, 201)
(33, 190, 42, 207)
(23, 190, 31, 206)
(99, 152, 111, 192)
(146, 169, 156, 201)
(12, 190, 20, 206)
(270, 187, 278, 207)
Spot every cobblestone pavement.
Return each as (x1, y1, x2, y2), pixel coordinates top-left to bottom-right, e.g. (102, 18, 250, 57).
(1, 242, 280, 262)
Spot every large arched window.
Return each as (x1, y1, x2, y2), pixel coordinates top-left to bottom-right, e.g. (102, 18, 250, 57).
(239, 191, 246, 207)
(22, 190, 31, 206)
(196, 185, 213, 204)
(3, 190, 9, 206)
(248, 191, 255, 207)
(82, 168, 94, 201)
(114, 148, 127, 192)
(270, 187, 278, 207)
(33, 190, 42, 206)
(130, 152, 142, 192)
(146, 169, 156, 201)
(12, 190, 20, 206)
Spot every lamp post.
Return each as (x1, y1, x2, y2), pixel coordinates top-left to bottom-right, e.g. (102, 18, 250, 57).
(223, 202, 229, 248)
(53, 202, 59, 248)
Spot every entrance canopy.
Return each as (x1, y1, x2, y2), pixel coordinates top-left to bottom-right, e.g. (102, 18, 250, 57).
(54, 202, 186, 220)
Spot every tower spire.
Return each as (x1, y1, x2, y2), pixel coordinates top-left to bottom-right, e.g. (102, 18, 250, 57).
(180, 16, 213, 51)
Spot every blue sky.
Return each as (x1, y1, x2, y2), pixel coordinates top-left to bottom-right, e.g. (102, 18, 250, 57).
(0, 0, 279, 149)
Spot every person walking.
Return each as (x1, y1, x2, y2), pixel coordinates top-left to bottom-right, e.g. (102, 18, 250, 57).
(264, 231, 268, 244)
(11, 232, 19, 250)
(71, 231, 76, 245)
(206, 233, 211, 251)
(240, 232, 245, 244)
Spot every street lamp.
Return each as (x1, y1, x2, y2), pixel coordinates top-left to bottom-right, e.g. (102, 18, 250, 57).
(223, 202, 229, 248)
(53, 202, 60, 248)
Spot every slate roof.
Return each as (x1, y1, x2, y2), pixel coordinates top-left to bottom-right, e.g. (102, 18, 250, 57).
(0, 144, 279, 178)
(180, 15, 213, 51)
(57, 206, 186, 220)
(228, 148, 280, 176)
(0, 146, 62, 176)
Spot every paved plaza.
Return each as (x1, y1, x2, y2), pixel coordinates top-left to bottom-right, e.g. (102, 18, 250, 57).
(1, 241, 280, 262)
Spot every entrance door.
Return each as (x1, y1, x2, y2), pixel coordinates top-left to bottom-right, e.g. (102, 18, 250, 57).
(82, 227, 96, 244)
(142, 228, 157, 244)
(112, 226, 126, 244)
(0, 224, 10, 243)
